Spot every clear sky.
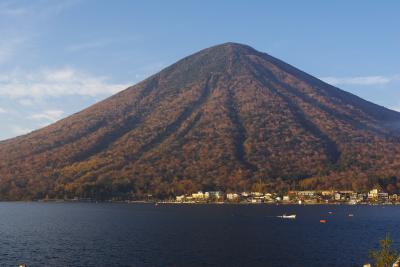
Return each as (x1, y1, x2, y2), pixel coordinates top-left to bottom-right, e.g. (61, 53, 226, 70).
(0, 0, 399, 140)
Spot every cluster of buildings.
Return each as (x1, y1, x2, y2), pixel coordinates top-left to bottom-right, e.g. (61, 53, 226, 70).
(175, 191, 224, 202)
(286, 189, 393, 204)
(174, 188, 398, 204)
(175, 191, 279, 203)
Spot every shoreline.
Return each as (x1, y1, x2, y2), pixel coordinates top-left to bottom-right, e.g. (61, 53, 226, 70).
(1, 199, 399, 206)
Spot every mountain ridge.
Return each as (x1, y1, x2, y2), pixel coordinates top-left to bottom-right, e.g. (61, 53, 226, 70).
(1, 42, 400, 200)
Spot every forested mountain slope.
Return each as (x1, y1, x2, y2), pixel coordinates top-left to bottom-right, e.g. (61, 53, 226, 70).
(1, 43, 400, 200)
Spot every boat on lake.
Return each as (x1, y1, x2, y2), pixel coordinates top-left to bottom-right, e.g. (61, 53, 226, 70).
(278, 214, 296, 219)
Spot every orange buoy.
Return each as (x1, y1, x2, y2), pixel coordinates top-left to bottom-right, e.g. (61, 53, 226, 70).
(320, 219, 327, 223)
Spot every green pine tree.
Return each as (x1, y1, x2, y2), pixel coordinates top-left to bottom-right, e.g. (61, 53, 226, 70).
(369, 233, 398, 267)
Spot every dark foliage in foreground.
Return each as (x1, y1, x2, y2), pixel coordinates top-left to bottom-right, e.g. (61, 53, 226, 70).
(369, 234, 397, 267)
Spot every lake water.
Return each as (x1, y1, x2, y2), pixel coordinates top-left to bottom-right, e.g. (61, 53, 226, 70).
(0, 203, 399, 267)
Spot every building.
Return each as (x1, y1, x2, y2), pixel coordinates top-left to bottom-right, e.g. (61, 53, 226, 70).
(251, 192, 263, 197)
(192, 191, 209, 200)
(321, 191, 334, 196)
(250, 198, 262, 203)
(333, 191, 355, 201)
(357, 193, 367, 202)
(241, 192, 250, 197)
(340, 191, 355, 201)
(368, 189, 379, 200)
(293, 191, 316, 197)
(206, 191, 223, 200)
(367, 189, 388, 202)
(176, 195, 186, 202)
(378, 192, 389, 201)
(264, 193, 273, 201)
(226, 193, 239, 201)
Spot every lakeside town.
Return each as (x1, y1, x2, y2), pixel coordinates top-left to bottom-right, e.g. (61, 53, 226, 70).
(39, 187, 400, 205)
(164, 188, 399, 205)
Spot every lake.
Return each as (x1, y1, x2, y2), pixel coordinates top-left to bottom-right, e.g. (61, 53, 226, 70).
(0, 203, 399, 267)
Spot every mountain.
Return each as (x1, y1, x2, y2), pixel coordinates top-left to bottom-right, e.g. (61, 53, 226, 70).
(1, 42, 400, 200)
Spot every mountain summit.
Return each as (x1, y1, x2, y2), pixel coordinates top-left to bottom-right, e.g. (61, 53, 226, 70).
(1, 43, 400, 200)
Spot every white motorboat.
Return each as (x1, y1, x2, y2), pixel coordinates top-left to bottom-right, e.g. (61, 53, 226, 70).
(278, 214, 296, 219)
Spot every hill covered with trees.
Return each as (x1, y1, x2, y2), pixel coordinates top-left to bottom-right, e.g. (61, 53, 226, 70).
(1, 43, 400, 200)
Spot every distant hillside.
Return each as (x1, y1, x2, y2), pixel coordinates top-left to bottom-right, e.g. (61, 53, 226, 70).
(1, 42, 400, 200)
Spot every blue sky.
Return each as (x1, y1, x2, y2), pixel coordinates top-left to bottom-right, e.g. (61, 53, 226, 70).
(0, 0, 399, 140)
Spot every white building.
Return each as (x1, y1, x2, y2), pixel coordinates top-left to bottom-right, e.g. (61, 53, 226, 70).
(226, 193, 239, 200)
(176, 195, 185, 202)
(295, 191, 316, 197)
(368, 189, 379, 199)
(241, 192, 250, 197)
(192, 191, 209, 200)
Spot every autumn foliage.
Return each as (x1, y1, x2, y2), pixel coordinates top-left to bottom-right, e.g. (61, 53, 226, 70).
(0, 43, 400, 200)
